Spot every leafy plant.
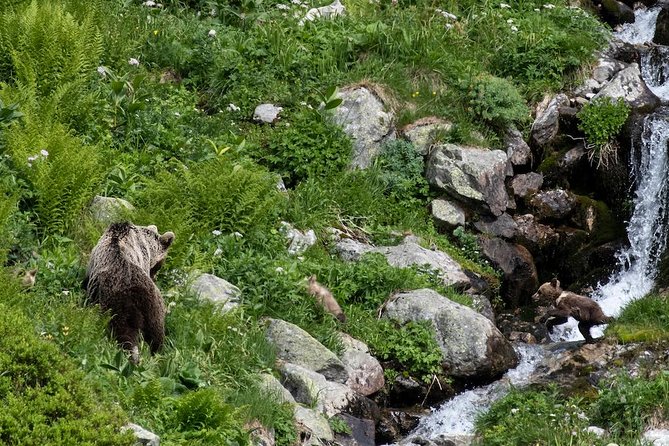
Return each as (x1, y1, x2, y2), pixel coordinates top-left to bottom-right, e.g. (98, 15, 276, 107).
(0, 99, 23, 128)
(577, 97, 630, 168)
(467, 75, 530, 128)
(377, 139, 429, 207)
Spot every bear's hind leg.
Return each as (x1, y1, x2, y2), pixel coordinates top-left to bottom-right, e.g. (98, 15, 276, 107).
(109, 314, 142, 364)
(545, 316, 569, 333)
(578, 321, 596, 344)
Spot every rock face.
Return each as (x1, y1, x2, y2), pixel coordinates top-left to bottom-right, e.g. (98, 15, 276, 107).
(510, 173, 543, 200)
(265, 318, 348, 383)
(426, 143, 510, 216)
(333, 86, 396, 169)
(531, 94, 569, 146)
(594, 64, 661, 113)
(530, 189, 576, 220)
(431, 198, 466, 230)
(479, 237, 538, 307)
(338, 333, 385, 396)
(189, 273, 241, 314)
(383, 289, 518, 378)
(505, 126, 532, 167)
(401, 117, 453, 156)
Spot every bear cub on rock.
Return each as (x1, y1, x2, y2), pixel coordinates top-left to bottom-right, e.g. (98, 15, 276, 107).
(83, 222, 174, 363)
(532, 278, 612, 344)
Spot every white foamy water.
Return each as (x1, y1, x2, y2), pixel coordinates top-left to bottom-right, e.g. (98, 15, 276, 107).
(614, 6, 660, 44)
(404, 344, 545, 440)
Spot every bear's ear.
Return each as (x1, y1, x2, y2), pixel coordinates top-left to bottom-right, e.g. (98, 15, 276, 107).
(160, 231, 175, 247)
(147, 225, 158, 233)
(550, 277, 560, 288)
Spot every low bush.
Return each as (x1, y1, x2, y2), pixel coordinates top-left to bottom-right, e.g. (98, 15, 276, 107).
(578, 97, 630, 167)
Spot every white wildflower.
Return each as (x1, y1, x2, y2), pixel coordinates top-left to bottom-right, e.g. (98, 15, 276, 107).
(233, 231, 243, 238)
(507, 18, 514, 23)
(510, 25, 518, 32)
(174, 112, 181, 117)
(275, 266, 285, 273)
(534, 8, 540, 11)
(128, 58, 140, 66)
(40, 149, 49, 157)
(213, 248, 223, 256)
(499, 3, 510, 8)
(445, 23, 454, 29)
(276, 3, 290, 9)
(212, 229, 222, 236)
(143, 0, 156, 6)
(208, 29, 217, 37)
(227, 103, 241, 112)
(62, 290, 70, 296)
(511, 408, 519, 414)
(97, 66, 107, 77)
(543, 3, 555, 8)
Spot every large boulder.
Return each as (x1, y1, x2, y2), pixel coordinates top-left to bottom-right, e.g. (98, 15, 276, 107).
(600, 0, 634, 27)
(426, 143, 511, 216)
(265, 319, 348, 383)
(189, 273, 241, 314)
(513, 214, 560, 253)
(593, 64, 661, 113)
(401, 117, 453, 156)
(473, 213, 518, 240)
(122, 423, 159, 446)
(333, 86, 396, 169)
(294, 406, 334, 446)
(257, 373, 296, 404)
(338, 333, 385, 396)
(529, 189, 577, 221)
(479, 237, 538, 307)
(383, 289, 518, 379)
(431, 198, 466, 230)
(531, 94, 569, 146)
(504, 126, 532, 168)
(509, 173, 543, 201)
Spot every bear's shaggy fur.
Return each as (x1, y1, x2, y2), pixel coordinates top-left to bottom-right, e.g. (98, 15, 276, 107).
(532, 278, 612, 343)
(83, 222, 174, 363)
(307, 275, 346, 323)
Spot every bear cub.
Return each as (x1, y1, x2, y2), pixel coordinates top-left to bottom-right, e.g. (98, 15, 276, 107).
(532, 278, 612, 344)
(83, 222, 174, 363)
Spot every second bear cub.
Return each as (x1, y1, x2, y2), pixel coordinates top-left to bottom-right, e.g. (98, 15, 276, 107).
(532, 278, 612, 344)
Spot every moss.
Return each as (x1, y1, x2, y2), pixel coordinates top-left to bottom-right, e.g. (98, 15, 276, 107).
(573, 195, 626, 245)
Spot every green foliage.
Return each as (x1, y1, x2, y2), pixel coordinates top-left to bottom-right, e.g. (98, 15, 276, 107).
(263, 108, 352, 187)
(0, 99, 23, 128)
(578, 97, 630, 167)
(0, 297, 133, 445)
(377, 140, 429, 207)
(467, 75, 530, 128)
(607, 294, 669, 343)
(451, 226, 482, 263)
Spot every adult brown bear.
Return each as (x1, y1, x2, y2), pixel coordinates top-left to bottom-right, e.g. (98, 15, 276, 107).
(532, 278, 613, 343)
(83, 222, 174, 363)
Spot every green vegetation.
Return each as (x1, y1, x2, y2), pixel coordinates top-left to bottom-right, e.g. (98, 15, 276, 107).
(607, 293, 669, 343)
(577, 96, 631, 167)
(0, 0, 611, 443)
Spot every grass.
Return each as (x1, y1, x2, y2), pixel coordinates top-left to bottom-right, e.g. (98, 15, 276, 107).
(0, 0, 614, 443)
(607, 293, 669, 343)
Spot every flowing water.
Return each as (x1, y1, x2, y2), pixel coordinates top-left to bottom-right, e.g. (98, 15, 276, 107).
(403, 5, 669, 441)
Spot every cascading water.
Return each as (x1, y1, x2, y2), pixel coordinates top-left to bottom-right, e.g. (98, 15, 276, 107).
(614, 6, 660, 44)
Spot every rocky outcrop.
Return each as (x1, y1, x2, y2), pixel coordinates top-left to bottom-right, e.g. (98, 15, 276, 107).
(338, 333, 385, 396)
(431, 198, 466, 230)
(473, 213, 518, 239)
(401, 117, 453, 156)
(510, 173, 543, 201)
(265, 319, 348, 383)
(426, 144, 511, 216)
(334, 86, 396, 169)
(593, 63, 661, 113)
(513, 214, 560, 253)
(294, 406, 334, 446)
(531, 94, 570, 146)
(529, 189, 576, 220)
(383, 289, 518, 379)
(189, 273, 241, 314)
(505, 126, 532, 168)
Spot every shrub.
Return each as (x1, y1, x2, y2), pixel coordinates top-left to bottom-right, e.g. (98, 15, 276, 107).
(377, 140, 429, 207)
(467, 75, 530, 128)
(577, 97, 630, 167)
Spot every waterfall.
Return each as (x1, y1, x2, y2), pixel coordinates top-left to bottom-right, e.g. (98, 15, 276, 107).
(614, 6, 660, 44)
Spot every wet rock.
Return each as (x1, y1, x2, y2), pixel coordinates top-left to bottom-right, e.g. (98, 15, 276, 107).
(334, 414, 376, 446)
(655, 6, 669, 45)
(510, 173, 543, 201)
(431, 198, 466, 230)
(333, 86, 396, 169)
(338, 333, 385, 396)
(509, 331, 537, 344)
(600, 0, 634, 27)
(266, 319, 348, 383)
(383, 289, 518, 379)
(473, 213, 518, 239)
(504, 126, 532, 168)
(376, 410, 421, 444)
(253, 104, 283, 123)
(529, 189, 576, 220)
(189, 273, 241, 314)
(594, 63, 661, 113)
(531, 94, 569, 146)
(402, 117, 453, 156)
(479, 237, 538, 307)
(426, 143, 510, 216)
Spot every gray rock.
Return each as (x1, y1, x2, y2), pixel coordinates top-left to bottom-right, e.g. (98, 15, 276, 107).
(530, 189, 576, 220)
(573, 78, 602, 97)
(383, 289, 518, 378)
(473, 213, 518, 239)
(559, 146, 586, 169)
(531, 94, 569, 146)
(189, 273, 241, 314)
(402, 117, 453, 156)
(509, 173, 543, 200)
(333, 414, 376, 446)
(338, 333, 385, 396)
(471, 294, 495, 323)
(294, 406, 334, 445)
(122, 423, 159, 446)
(592, 58, 625, 84)
(513, 214, 560, 253)
(335, 238, 374, 262)
(298, 0, 345, 26)
(253, 104, 283, 123)
(600, 0, 634, 26)
(279, 221, 317, 255)
(504, 126, 532, 167)
(644, 429, 669, 445)
(371, 237, 471, 289)
(431, 198, 466, 230)
(258, 373, 296, 404)
(594, 64, 661, 113)
(426, 143, 510, 216)
(266, 318, 348, 383)
(585, 426, 606, 438)
(280, 362, 355, 417)
(90, 195, 134, 225)
(479, 237, 538, 307)
(333, 87, 396, 169)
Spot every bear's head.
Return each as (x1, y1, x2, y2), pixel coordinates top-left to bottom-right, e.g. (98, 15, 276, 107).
(140, 224, 175, 279)
(531, 277, 562, 304)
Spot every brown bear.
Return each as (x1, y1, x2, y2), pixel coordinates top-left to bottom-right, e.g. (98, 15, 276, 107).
(306, 275, 346, 323)
(532, 278, 612, 343)
(83, 222, 174, 363)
